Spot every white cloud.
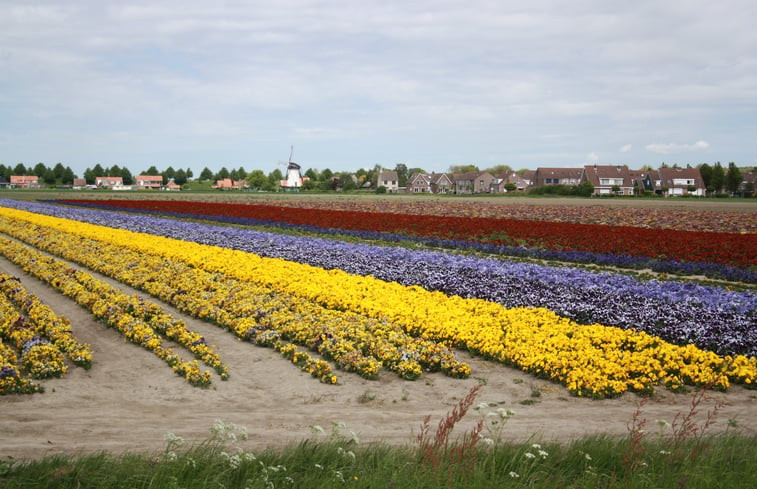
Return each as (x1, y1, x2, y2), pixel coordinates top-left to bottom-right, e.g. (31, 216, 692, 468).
(620, 144, 632, 153)
(587, 152, 600, 164)
(644, 141, 710, 154)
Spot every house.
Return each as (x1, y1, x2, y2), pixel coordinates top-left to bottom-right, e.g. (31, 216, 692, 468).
(377, 170, 399, 192)
(739, 171, 756, 196)
(165, 179, 181, 191)
(406, 172, 455, 194)
(453, 171, 495, 194)
(582, 165, 635, 196)
(212, 178, 246, 190)
(533, 168, 583, 187)
(406, 172, 432, 193)
(656, 167, 705, 196)
(95, 176, 126, 189)
(9, 175, 41, 189)
(136, 175, 164, 189)
(430, 173, 454, 194)
(503, 171, 534, 192)
(72, 178, 87, 190)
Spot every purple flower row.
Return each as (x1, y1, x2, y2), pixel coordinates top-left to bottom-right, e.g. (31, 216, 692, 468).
(44, 199, 757, 283)
(4, 199, 756, 357)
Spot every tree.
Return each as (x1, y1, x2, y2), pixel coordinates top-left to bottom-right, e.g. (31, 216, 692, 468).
(725, 162, 743, 195)
(185, 168, 193, 179)
(33, 162, 47, 177)
(92, 163, 105, 177)
(393, 163, 408, 187)
(407, 167, 426, 178)
(43, 169, 57, 185)
(215, 167, 230, 180)
(173, 169, 188, 186)
(199, 167, 214, 181)
(504, 182, 517, 192)
(163, 166, 176, 181)
(484, 164, 512, 175)
(268, 169, 283, 189)
(339, 173, 357, 191)
(698, 163, 713, 194)
(144, 165, 160, 176)
(83, 168, 95, 184)
(230, 166, 246, 181)
(120, 167, 134, 185)
(305, 168, 319, 181)
(53, 162, 66, 180)
(246, 169, 268, 190)
(61, 167, 75, 185)
(107, 164, 122, 177)
(448, 164, 479, 174)
(711, 162, 725, 194)
(13, 163, 27, 175)
(320, 168, 333, 181)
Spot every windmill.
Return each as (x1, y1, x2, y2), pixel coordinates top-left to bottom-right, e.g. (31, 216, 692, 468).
(278, 146, 303, 191)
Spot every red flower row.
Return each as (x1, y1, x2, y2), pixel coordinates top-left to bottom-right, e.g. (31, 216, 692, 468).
(60, 199, 757, 268)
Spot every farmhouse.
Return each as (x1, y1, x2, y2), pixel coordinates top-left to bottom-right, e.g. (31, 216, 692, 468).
(9, 175, 41, 189)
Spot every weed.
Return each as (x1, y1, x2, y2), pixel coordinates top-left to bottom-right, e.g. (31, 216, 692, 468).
(417, 384, 483, 483)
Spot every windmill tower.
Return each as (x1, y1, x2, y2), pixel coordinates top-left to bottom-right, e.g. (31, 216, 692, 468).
(278, 146, 303, 191)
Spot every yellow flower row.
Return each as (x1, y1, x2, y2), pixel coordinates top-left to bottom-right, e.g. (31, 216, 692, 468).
(0, 273, 92, 369)
(2, 206, 755, 397)
(0, 219, 338, 383)
(0, 213, 470, 381)
(0, 277, 68, 380)
(0, 338, 42, 395)
(0, 235, 218, 387)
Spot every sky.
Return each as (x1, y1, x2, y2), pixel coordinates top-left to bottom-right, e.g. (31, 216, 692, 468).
(2, 0, 756, 177)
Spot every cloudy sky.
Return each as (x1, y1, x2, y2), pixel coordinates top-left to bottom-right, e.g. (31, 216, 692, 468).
(2, 1, 756, 176)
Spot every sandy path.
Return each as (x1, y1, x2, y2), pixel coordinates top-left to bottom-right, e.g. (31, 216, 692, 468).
(1, 254, 755, 462)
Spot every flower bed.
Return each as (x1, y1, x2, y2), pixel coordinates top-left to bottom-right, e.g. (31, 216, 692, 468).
(55, 199, 757, 269)
(46, 199, 757, 283)
(0, 236, 226, 387)
(1, 204, 754, 398)
(11, 200, 756, 357)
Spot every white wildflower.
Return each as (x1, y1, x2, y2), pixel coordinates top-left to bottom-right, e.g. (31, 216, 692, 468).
(525, 452, 536, 459)
(509, 471, 520, 478)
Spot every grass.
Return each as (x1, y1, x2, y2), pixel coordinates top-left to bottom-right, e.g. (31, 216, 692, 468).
(3, 388, 756, 489)
(3, 432, 756, 488)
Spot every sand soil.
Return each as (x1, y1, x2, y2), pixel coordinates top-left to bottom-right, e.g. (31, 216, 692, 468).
(1, 254, 755, 462)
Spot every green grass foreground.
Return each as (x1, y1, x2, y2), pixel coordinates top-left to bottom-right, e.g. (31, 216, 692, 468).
(3, 430, 756, 488)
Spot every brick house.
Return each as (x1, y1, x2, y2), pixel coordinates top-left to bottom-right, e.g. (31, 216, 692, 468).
(533, 168, 583, 187)
(582, 165, 635, 196)
(655, 167, 706, 196)
(453, 171, 495, 194)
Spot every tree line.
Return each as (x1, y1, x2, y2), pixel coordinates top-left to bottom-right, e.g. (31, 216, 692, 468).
(1, 160, 751, 195)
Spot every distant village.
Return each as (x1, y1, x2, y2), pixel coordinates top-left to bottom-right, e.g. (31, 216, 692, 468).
(1, 160, 754, 198)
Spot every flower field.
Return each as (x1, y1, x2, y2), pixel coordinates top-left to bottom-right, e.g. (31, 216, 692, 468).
(52, 198, 757, 281)
(0, 198, 754, 400)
